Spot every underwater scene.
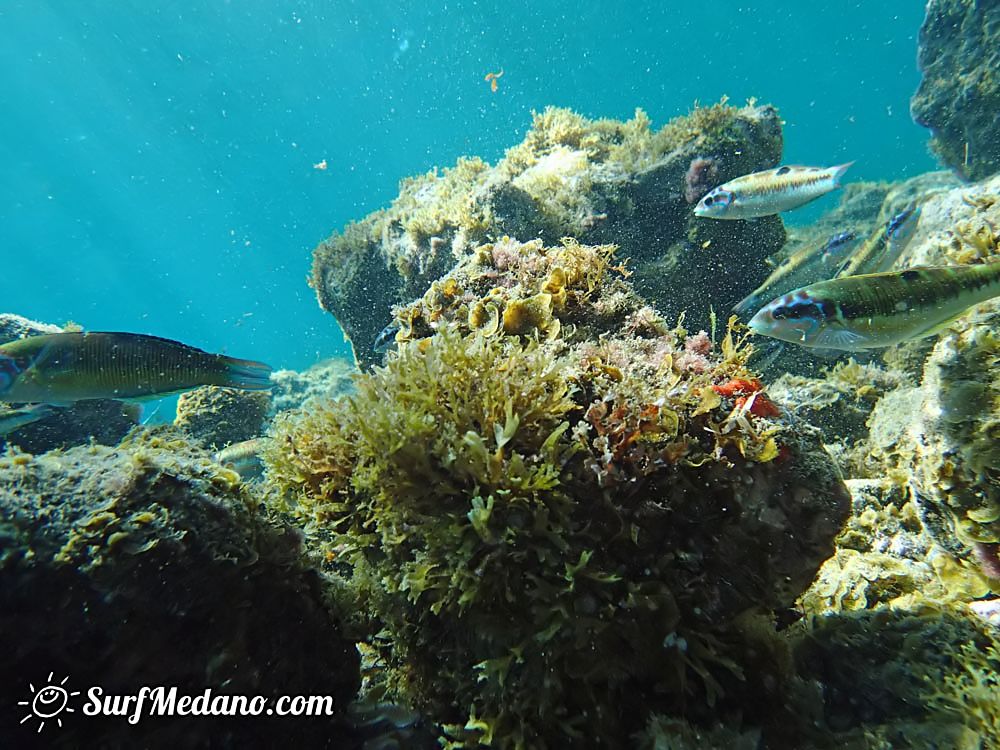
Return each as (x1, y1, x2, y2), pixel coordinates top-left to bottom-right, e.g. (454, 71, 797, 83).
(3, 1, 1000, 748)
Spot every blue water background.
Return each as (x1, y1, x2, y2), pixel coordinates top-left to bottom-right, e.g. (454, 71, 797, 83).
(0, 2, 933, 373)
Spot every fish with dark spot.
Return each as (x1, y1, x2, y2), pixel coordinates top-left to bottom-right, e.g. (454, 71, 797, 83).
(0, 332, 273, 405)
(733, 230, 859, 317)
(836, 204, 921, 277)
(695, 162, 853, 220)
(749, 263, 1000, 351)
(373, 321, 402, 354)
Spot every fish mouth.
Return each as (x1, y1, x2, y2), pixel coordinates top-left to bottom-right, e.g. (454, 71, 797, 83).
(746, 311, 766, 334)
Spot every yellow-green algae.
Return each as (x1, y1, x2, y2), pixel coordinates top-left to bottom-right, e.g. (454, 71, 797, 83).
(268, 238, 849, 748)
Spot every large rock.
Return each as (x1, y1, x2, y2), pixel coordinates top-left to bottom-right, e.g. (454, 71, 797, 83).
(271, 237, 849, 748)
(0, 430, 359, 748)
(911, 0, 1000, 181)
(312, 102, 786, 367)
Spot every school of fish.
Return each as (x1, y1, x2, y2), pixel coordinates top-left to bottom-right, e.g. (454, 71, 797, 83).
(694, 162, 1000, 353)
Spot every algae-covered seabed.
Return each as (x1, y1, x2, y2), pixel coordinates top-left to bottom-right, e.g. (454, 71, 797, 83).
(6, 3, 1000, 748)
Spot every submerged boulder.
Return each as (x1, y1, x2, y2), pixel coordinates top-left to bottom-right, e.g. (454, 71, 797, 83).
(270, 237, 849, 748)
(311, 102, 785, 367)
(911, 0, 1000, 181)
(0, 430, 359, 748)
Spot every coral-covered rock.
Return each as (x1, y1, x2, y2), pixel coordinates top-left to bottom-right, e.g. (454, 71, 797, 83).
(0, 313, 63, 342)
(312, 102, 785, 367)
(911, 0, 1000, 181)
(269, 357, 356, 415)
(0, 429, 359, 748)
(174, 385, 271, 449)
(268, 238, 848, 748)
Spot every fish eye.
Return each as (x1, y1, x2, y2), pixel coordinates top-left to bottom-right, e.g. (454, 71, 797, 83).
(704, 196, 714, 206)
(771, 306, 787, 320)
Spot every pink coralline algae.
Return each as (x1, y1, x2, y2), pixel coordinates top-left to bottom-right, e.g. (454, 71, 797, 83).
(684, 157, 719, 204)
(674, 330, 713, 373)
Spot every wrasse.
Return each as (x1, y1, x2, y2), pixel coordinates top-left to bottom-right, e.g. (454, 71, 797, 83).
(694, 162, 853, 220)
(0, 332, 273, 405)
(836, 204, 921, 278)
(373, 320, 401, 353)
(749, 264, 1000, 351)
(0, 404, 55, 435)
(215, 437, 267, 479)
(733, 231, 858, 317)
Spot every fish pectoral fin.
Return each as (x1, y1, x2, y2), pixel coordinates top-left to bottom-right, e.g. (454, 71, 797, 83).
(813, 326, 869, 351)
(21, 340, 68, 380)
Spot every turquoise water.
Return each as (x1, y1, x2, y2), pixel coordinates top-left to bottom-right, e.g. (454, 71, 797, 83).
(0, 2, 932, 372)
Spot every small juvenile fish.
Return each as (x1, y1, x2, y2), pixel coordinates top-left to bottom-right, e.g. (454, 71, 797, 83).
(0, 332, 273, 405)
(0, 404, 55, 435)
(733, 230, 859, 317)
(373, 321, 401, 353)
(836, 204, 921, 278)
(694, 162, 853, 220)
(215, 437, 267, 479)
(749, 263, 1000, 351)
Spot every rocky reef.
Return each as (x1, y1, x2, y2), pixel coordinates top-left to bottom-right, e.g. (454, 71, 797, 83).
(269, 356, 357, 415)
(0, 429, 360, 748)
(268, 236, 850, 748)
(174, 385, 272, 449)
(911, 0, 1000, 181)
(311, 101, 786, 367)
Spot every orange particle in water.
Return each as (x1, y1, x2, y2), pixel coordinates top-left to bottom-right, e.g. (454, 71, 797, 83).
(313, 159, 328, 171)
(484, 69, 504, 92)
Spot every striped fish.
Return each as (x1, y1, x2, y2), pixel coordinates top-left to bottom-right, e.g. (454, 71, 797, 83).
(748, 264, 1000, 351)
(694, 162, 853, 220)
(0, 332, 273, 405)
(836, 204, 920, 278)
(733, 230, 858, 317)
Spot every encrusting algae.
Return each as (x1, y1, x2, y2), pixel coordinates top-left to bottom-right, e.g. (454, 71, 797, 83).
(265, 237, 850, 748)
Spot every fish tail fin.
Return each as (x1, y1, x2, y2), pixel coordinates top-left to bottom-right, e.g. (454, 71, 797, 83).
(831, 161, 855, 186)
(732, 294, 759, 318)
(217, 356, 274, 390)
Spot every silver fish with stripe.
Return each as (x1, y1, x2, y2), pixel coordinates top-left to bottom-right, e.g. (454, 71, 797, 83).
(694, 162, 853, 220)
(836, 204, 921, 278)
(748, 263, 1000, 351)
(733, 230, 858, 317)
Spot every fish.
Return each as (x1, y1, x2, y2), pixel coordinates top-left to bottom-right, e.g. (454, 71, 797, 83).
(694, 162, 853, 220)
(373, 321, 401, 353)
(836, 204, 921, 278)
(215, 437, 267, 479)
(0, 332, 273, 405)
(748, 263, 1000, 351)
(0, 404, 56, 435)
(733, 230, 859, 317)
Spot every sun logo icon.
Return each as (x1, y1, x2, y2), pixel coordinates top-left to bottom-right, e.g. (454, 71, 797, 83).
(18, 673, 79, 733)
